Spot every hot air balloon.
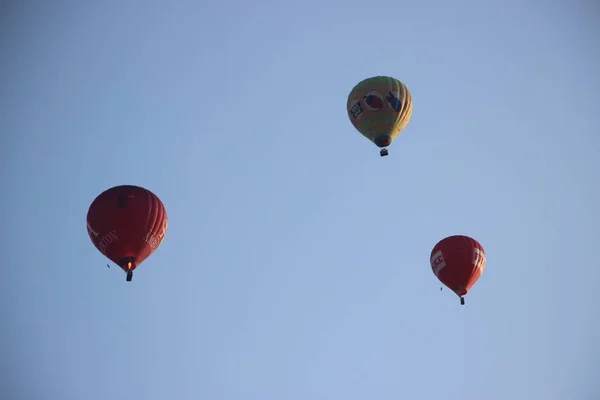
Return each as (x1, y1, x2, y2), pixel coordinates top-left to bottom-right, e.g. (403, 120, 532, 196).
(346, 76, 413, 157)
(430, 235, 486, 305)
(86, 185, 168, 282)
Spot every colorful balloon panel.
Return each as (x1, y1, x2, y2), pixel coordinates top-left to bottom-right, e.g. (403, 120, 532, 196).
(430, 235, 486, 297)
(347, 76, 413, 148)
(86, 185, 168, 274)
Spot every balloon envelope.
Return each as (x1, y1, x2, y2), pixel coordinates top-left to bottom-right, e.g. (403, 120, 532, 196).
(86, 185, 168, 275)
(430, 235, 486, 298)
(346, 76, 413, 148)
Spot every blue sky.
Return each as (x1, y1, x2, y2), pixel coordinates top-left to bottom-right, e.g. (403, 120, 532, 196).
(1, 1, 598, 399)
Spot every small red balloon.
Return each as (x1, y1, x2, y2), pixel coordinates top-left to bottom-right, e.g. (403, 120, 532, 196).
(87, 185, 168, 281)
(430, 235, 486, 304)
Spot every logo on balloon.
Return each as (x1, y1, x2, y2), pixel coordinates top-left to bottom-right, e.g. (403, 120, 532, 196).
(430, 250, 446, 277)
(87, 221, 100, 238)
(349, 100, 363, 120)
(143, 219, 168, 252)
(386, 91, 402, 112)
(473, 247, 486, 270)
(363, 91, 384, 111)
(97, 230, 119, 254)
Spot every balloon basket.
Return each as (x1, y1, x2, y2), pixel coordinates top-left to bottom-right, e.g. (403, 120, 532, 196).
(460, 297, 465, 305)
(126, 271, 133, 282)
(380, 148, 389, 157)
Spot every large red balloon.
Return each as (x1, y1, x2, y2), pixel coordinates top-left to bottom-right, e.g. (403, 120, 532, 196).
(87, 185, 168, 282)
(430, 235, 486, 305)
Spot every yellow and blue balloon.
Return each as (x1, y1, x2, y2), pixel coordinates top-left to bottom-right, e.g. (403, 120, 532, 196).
(347, 76, 413, 156)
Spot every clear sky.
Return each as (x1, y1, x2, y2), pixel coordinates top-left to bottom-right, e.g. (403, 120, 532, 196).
(1, 1, 598, 399)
